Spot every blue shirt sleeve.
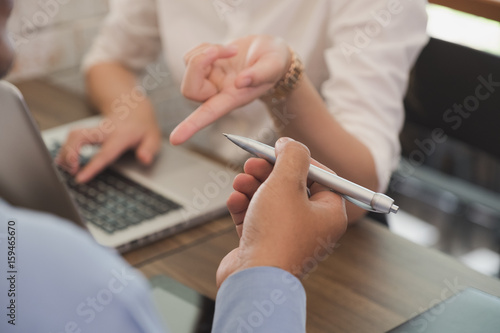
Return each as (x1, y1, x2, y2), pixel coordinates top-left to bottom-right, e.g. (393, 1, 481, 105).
(0, 200, 167, 333)
(212, 266, 307, 333)
(0, 200, 307, 333)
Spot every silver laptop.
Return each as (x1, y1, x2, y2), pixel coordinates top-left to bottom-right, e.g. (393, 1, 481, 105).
(0, 80, 237, 252)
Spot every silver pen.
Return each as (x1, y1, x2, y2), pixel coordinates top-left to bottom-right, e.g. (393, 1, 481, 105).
(224, 134, 399, 214)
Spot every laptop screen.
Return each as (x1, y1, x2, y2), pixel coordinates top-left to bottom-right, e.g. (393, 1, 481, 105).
(0, 80, 86, 230)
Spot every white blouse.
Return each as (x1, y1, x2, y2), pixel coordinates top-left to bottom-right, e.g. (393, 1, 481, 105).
(83, 0, 428, 191)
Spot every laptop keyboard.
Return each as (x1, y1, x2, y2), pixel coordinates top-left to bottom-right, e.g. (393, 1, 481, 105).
(49, 144, 182, 234)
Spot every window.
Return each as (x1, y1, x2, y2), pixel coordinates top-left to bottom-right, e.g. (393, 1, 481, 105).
(427, 4, 500, 55)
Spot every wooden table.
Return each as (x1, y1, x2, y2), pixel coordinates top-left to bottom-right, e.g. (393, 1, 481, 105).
(430, 0, 500, 22)
(15, 80, 500, 332)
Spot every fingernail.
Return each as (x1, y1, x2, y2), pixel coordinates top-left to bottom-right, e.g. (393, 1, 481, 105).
(277, 137, 294, 144)
(75, 172, 86, 184)
(169, 129, 179, 145)
(239, 77, 252, 88)
(139, 152, 152, 164)
(203, 46, 217, 56)
(226, 44, 238, 53)
(275, 137, 295, 150)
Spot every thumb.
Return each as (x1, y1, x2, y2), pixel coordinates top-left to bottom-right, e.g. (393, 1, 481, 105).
(136, 132, 161, 165)
(235, 53, 285, 89)
(234, 37, 290, 89)
(265, 137, 311, 196)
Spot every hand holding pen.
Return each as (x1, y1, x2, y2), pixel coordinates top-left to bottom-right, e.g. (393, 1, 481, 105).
(224, 134, 399, 214)
(217, 137, 348, 285)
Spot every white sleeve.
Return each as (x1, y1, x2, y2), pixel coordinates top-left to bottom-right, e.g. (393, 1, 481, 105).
(323, 0, 429, 191)
(82, 0, 162, 72)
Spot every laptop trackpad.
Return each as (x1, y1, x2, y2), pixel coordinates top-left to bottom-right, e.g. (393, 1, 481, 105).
(113, 143, 233, 202)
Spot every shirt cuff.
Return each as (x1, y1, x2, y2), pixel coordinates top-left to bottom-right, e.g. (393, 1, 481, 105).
(212, 266, 306, 332)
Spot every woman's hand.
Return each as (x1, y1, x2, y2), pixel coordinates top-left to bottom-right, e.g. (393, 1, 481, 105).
(56, 106, 161, 183)
(170, 35, 291, 145)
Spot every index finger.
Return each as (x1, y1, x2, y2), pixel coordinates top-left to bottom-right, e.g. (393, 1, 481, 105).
(182, 45, 238, 102)
(169, 92, 240, 145)
(75, 136, 132, 183)
(56, 127, 105, 174)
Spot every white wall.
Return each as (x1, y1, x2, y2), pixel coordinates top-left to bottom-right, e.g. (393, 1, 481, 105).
(6, 0, 190, 134)
(6, 0, 109, 91)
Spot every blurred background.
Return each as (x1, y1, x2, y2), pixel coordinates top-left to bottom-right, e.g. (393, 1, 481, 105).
(5, 0, 500, 278)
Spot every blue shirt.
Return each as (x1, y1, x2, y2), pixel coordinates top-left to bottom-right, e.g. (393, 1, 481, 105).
(0, 200, 306, 332)
(213, 267, 306, 332)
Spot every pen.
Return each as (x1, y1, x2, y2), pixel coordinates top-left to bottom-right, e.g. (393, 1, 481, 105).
(224, 134, 399, 214)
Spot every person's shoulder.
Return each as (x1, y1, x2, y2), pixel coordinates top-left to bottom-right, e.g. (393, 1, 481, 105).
(1, 199, 90, 242)
(0, 199, 148, 296)
(0, 199, 119, 264)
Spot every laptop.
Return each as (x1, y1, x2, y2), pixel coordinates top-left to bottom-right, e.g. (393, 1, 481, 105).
(0, 80, 238, 252)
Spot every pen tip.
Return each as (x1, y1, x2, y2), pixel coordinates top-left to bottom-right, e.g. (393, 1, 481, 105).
(390, 204, 399, 214)
(222, 133, 229, 138)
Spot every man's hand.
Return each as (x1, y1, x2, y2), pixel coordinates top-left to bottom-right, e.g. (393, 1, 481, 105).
(216, 138, 347, 288)
(56, 107, 161, 183)
(170, 35, 291, 145)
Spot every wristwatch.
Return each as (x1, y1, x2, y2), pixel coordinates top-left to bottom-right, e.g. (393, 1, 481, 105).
(262, 49, 304, 103)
